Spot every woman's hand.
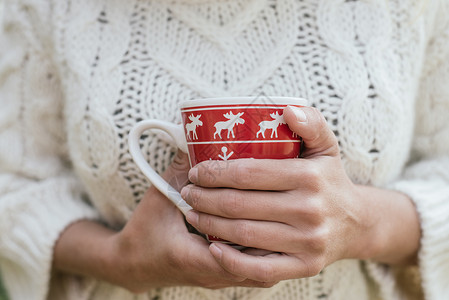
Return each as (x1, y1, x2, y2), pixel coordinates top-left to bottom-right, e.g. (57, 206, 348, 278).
(108, 151, 279, 292)
(54, 152, 277, 294)
(180, 106, 421, 283)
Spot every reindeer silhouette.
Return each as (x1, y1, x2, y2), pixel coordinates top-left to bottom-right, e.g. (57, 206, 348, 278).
(213, 112, 245, 139)
(256, 111, 286, 138)
(185, 114, 203, 140)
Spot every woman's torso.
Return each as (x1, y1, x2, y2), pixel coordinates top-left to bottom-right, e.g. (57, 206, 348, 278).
(50, 0, 431, 299)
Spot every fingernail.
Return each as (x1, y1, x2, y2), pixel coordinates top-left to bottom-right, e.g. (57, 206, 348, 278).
(209, 243, 223, 261)
(186, 210, 199, 227)
(288, 106, 307, 123)
(180, 185, 190, 200)
(188, 168, 198, 183)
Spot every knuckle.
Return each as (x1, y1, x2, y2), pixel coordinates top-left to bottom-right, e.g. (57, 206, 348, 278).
(308, 226, 330, 253)
(294, 195, 326, 225)
(297, 255, 325, 278)
(198, 213, 213, 233)
(234, 221, 256, 246)
(289, 196, 307, 217)
(302, 167, 322, 189)
(292, 196, 325, 223)
(204, 170, 217, 186)
(307, 200, 326, 224)
(307, 257, 326, 277)
(198, 163, 216, 185)
(222, 190, 244, 217)
(165, 246, 186, 269)
(232, 162, 252, 186)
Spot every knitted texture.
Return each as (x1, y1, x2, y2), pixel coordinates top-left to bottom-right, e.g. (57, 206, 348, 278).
(0, 0, 448, 299)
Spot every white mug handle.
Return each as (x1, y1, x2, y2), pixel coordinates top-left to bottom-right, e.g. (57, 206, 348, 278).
(128, 120, 192, 215)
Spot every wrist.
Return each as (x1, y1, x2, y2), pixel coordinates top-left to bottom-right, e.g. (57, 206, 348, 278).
(342, 185, 382, 261)
(53, 220, 117, 281)
(99, 232, 128, 286)
(350, 185, 420, 265)
(105, 227, 157, 293)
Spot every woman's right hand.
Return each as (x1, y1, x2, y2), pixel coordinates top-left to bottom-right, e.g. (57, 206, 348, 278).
(109, 152, 279, 292)
(54, 151, 277, 294)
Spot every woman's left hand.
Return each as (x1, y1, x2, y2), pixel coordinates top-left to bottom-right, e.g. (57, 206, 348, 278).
(181, 106, 421, 283)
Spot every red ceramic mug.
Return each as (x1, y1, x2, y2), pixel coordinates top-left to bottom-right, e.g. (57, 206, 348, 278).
(129, 96, 308, 243)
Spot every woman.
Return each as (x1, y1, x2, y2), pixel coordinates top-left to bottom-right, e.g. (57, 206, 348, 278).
(0, 0, 448, 299)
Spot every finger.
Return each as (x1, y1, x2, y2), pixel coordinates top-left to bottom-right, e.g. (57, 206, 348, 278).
(283, 106, 340, 158)
(242, 248, 275, 256)
(188, 158, 317, 190)
(163, 150, 190, 191)
(186, 211, 307, 253)
(209, 243, 320, 282)
(165, 150, 190, 175)
(182, 185, 288, 221)
(181, 185, 319, 224)
(178, 234, 248, 284)
(233, 279, 279, 288)
(205, 279, 279, 289)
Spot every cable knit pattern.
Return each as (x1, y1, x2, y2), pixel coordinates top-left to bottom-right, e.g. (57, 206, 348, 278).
(1, 0, 448, 299)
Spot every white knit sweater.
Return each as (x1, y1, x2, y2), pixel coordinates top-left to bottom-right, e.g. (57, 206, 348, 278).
(1, 0, 449, 299)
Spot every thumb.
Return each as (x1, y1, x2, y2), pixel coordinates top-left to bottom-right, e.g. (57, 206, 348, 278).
(284, 106, 340, 158)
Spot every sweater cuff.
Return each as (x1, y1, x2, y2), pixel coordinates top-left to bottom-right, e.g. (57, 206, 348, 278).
(391, 177, 449, 300)
(365, 174, 449, 300)
(0, 176, 99, 300)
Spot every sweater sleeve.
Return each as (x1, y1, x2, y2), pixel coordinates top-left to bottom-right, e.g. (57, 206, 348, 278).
(0, 1, 99, 299)
(366, 3, 449, 300)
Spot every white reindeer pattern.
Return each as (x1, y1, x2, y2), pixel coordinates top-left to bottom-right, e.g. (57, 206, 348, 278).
(256, 111, 286, 138)
(185, 114, 203, 140)
(213, 112, 245, 139)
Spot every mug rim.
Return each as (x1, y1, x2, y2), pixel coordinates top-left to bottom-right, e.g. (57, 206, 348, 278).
(180, 96, 308, 109)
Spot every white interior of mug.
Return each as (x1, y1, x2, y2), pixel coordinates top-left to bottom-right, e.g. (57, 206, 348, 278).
(181, 96, 308, 109)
